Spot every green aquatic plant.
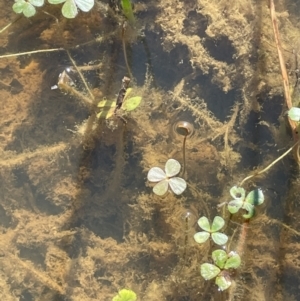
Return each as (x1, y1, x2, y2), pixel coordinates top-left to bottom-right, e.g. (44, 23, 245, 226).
(121, 0, 135, 24)
(147, 159, 187, 196)
(12, 0, 44, 17)
(201, 249, 241, 291)
(48, 0, 94, 18)
(194, 216, 228, 246)
(227, 186, 264, 219)
(97, 88, 142, 119)
(112, 289, 137, 301)
(288, 107, 300, 122)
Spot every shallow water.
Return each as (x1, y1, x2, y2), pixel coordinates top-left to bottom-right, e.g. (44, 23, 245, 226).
(0, 1, 300, 301)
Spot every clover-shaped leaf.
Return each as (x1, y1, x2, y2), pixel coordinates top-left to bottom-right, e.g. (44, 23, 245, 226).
(48, 0, 94, 18)
(200, 250, 241, 291)
(194, 216, 228, 246)
(147, 159, 187, 196)
(13, 0, 44, 17)
(228, 186, 264, 219)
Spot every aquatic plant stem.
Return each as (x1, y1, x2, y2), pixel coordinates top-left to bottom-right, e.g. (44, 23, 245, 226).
(239, 141, 299, 187)
(66, 50, 95, 102)
(122, 23, 133, 79)
(228, 220, 249, 301)
(0, 47, 65, 59)
(182, 135, 187, 177)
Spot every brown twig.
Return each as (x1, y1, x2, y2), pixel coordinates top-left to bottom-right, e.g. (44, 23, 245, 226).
(269, 0, 300, 163)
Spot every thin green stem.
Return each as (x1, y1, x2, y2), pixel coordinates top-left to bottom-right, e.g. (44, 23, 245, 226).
(182, 135, 187, 177)
(239, 141, 299, 187)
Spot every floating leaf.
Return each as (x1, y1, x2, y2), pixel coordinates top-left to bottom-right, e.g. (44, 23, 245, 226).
(13, 0, 43, 17)
(211, 216, 225, 232)
(212, 249, 228, 269)
(147, 167, 165, 182)
(245, 189, 264, 206)
(123, 96, 142, 111)
(124, 87, 132, 99)
(200, 263, 220, 280)
(97, 99, 114, 108)
(165, 159, 181, 177)
(288, 107, 300, 121)
(224, 252, 241, 269)
(216, 274, 231, 291)
(169, 177, 187, 195)
(197, 216, 210, 232)
(96, 107, 114, 119)
(153, 179, 168, 196)
(242, 203, 255, 219)
(48, 0, 94, 18)
(147, 159, 186, 196)
(211, 232, 228, 246)
(228, 199, 243, 214)
(194, 232, 210, 244)
(230, 186, 245, 200)
(112, 289, 137, 301)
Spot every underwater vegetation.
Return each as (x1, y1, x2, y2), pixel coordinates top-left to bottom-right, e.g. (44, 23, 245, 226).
(2, 0, 300, 300)
(147, 159, 187, 196)
(112, 289, 137, 301)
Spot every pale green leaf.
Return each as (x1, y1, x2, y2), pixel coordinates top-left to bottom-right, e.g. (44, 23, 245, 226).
(230, 186, 245, 200)
(169, 177, 186, 195)
(224, 252, 241, 269)
(48, 0, 66, 4)
(245, 189, 264, 206)
(29, 0, 44, 7)
(124, 87, 132, 100)
(62, 0, 78, 18)
(194, 232, 210, 244)
(75, 0, 94, 12)
(216, 275, 231, 291)
(97, 99, 114, 108)
(165, 159, 181, 177)
(212, 249, 228, 269)
(23, 3, 36, 17)
(242, 203, 255, 219)
(197, 216, 210, 232)
(122, 96, 142, 111)
(228, 200, 243, 214)
(211, 216, 225, 232)
(147, 167, 166, 182)
(153, 179, 168, 196)
(211, 232, 228, 246)
(96, 107, 114, 119)
(112, 289, 137, 301)
(200, 263, 220, 280)
(13, 0, 26, 14)
(288, 107, 300, 121)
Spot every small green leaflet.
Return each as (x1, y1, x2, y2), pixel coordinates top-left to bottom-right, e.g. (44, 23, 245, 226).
(200, 263, 220, 280)
(48, 0, 94, 18)
(13, 0, 44, 17)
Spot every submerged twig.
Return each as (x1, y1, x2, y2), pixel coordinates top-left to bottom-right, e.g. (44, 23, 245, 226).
(269, 0, 300, 163)
(0, 47, 65, 59)
(66, 50, 95, 102)
(239, 141, 299, 187)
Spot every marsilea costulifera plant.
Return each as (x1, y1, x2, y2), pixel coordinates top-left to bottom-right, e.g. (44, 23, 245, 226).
(13, 0, 94, 18)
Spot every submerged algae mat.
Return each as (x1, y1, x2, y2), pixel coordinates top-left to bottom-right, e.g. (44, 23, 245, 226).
(1, 0, 300, 300)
